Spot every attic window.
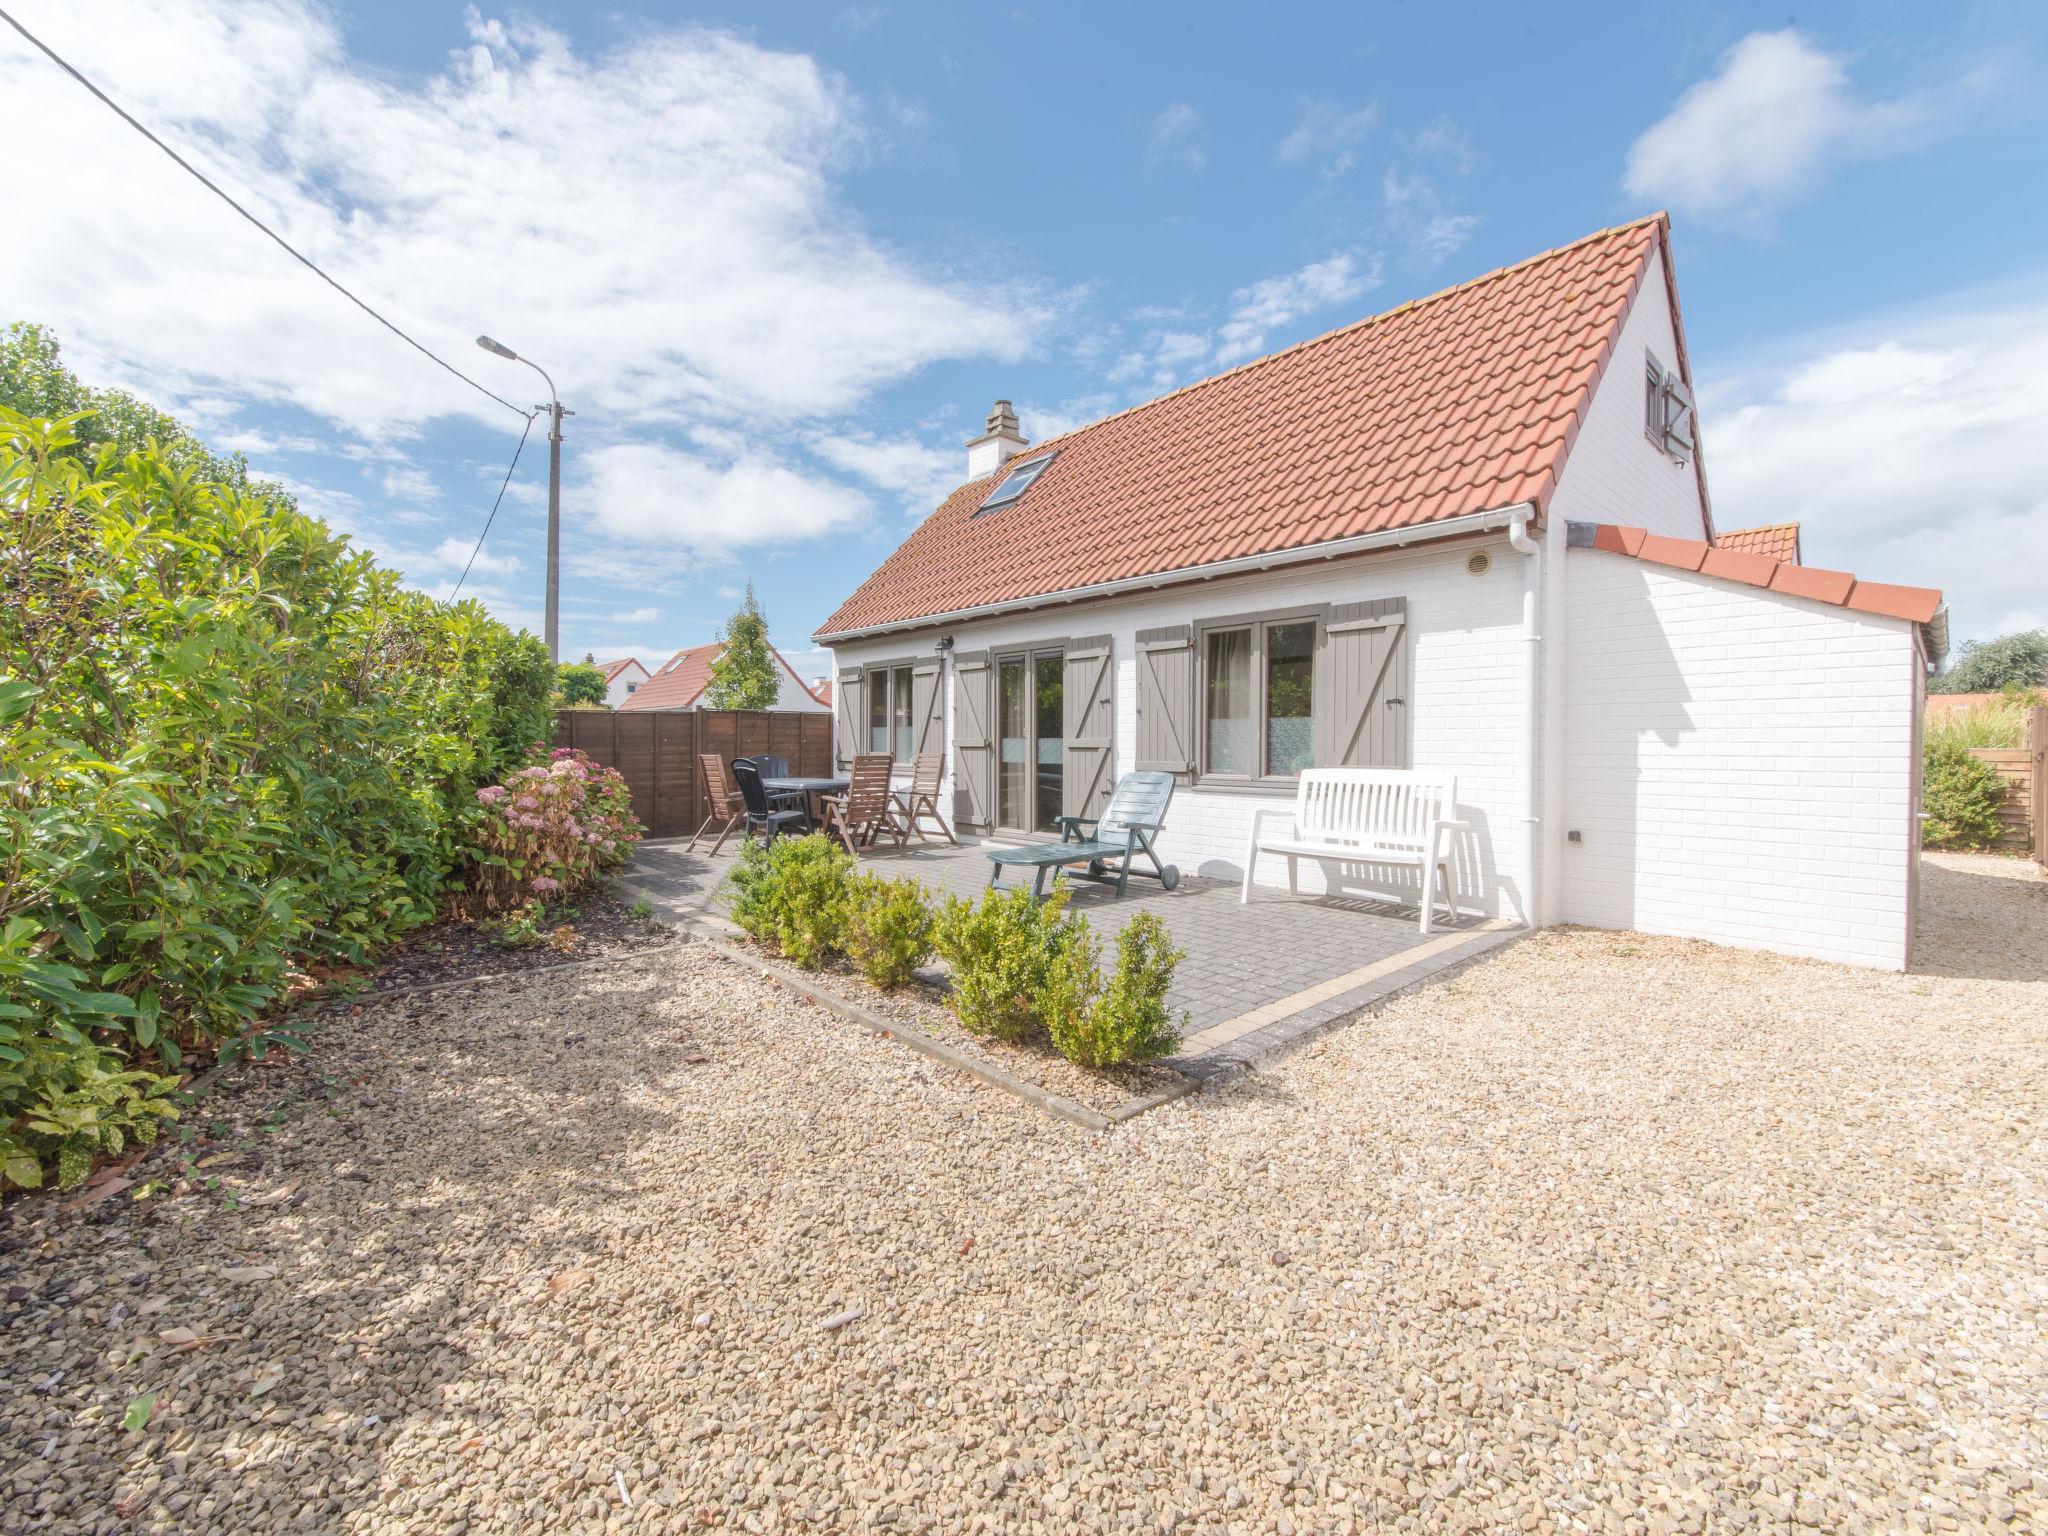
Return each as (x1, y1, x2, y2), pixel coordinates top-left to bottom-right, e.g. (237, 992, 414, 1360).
(976, 452, 1056, 514)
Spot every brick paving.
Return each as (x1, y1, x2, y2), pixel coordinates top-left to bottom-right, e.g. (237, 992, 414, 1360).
(618, 834, 1520, 1079)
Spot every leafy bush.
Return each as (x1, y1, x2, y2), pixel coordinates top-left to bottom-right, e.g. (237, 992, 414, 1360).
(1, 391, 552, 1187)
(1930, 630, 2048, 695)
(842, 873, 936, 989)
(556, 661, 609, 708)
(1049, 913, 1187, 1068)
(465, 748, 642, 912)
(1921, 738, 2009, 850)
(724, 834, 854, 968)
(931, 883, 1089, 1042)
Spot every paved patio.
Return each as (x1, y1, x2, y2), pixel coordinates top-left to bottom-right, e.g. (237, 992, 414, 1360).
(616, 832, 1519, 1078)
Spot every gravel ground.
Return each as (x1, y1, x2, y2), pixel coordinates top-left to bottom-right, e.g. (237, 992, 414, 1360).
(353, 889, 677, 994)
(3, 853, 2042, 1533)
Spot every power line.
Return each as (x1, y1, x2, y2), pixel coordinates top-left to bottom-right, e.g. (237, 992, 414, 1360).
(0, 4, 534, 421)
(450, 412, 537, 600)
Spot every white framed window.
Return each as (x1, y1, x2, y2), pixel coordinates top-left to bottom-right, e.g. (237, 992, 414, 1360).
(1197, 612, 1319, 783)
(866, 662, 915, 757)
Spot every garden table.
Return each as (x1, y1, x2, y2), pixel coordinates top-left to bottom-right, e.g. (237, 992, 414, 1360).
(762, 775, 849, 830)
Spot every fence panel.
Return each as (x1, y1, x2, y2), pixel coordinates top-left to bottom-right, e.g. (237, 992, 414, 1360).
(553, 709, 834, 840)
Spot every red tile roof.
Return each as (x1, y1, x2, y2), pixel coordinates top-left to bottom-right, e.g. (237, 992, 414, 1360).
(594, 657, 644, 684)
(820, 214, 1678, 639)
(618, 642, 827, 711)
(1573, 522, 1942, 624)
(1716, 522, 1801, 563)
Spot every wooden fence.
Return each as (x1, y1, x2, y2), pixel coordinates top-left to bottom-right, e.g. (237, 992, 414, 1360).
(1967, 705, 2047, 864)
(553, 709, 834, 840)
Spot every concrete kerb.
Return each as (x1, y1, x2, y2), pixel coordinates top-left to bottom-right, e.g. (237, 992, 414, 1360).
(611, 874, 1201, 1130)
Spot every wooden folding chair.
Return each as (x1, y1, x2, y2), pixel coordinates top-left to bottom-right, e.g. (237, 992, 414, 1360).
(891, 752, 956, 844)
(689, 753, 746, 854)
(819, 753, 907, 854)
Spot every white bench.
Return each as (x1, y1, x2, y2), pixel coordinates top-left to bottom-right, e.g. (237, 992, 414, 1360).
(1241, 770, 1468, 933)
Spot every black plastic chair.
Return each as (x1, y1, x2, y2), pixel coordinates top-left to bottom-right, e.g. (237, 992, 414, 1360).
(737, 755, 804, 813)
(732, 759, 810, 844)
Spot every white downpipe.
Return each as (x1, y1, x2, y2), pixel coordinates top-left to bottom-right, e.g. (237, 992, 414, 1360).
(1507, 507, 1540, 928)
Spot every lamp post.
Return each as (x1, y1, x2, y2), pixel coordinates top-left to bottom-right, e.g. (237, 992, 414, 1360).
(476, 335, 571, 663)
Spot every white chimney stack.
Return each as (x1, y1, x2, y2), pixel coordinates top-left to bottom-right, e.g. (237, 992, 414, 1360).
(965, 399, 1028, 479)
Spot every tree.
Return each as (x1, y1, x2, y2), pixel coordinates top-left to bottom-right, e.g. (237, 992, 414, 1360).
(556, 662, 609, 708)
(1931, 630, 2048, 695)
(704, 583, 781, 710)
(0, 323, 296, 517)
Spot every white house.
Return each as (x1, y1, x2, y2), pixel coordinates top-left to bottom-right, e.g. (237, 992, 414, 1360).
(590, 656, 651, 710)
(815, 215, 1947, 970)
(618, 641, 830, 714)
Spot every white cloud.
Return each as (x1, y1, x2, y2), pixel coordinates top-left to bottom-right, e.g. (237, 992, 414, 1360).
(379, 464, 439, 504)
(1409, 117, 1476, 174)
(1622, 30, 1977, 224)
(0, 1, 1041, 442)
(1277, 98, 1376, 170)
(813, 432, 961, 516)
(1150, 102, 1204, 169)
(607, 606, 661, 625)
(429, 535, 519, 576)
(1213, 253, 1378, 365)
(581, 443, 869, 552)
(1381, 169, 1480, 264)
(1704, 294, 2048, 643)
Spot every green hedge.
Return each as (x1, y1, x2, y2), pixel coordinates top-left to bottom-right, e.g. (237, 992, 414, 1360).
(1921, 738, 2008, 851)
(1, 411, 552, 1187)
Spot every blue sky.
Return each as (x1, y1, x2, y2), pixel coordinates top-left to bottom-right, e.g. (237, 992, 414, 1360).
(5, 0, 2045, 678)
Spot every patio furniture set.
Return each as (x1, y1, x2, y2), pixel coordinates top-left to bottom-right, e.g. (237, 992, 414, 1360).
(690, 751, 955, 857)
(686, 749, 1465, 932)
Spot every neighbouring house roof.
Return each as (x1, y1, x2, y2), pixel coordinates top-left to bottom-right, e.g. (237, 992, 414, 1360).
(594, 657, 646, 684)
(1568, 522, 1947, 664)
(819, 213, 1688, 641)
(813, 678, 833, 707)
(1715, 522, 1801, 564)
(618, 641, 824, 711)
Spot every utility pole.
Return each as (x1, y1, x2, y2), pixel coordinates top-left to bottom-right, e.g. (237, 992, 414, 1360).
(476, 335, 572, 662)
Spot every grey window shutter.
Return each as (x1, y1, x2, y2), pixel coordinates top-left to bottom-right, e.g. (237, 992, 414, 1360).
(1315, 598, 1408, 768)
(1135, 625, 1194, 774)
(909, 658, 944, 760)
(950, 650, 993, 830)
(1061, 636, 1114, 820)
(834, 666, 864, 770)
(1660, 374, 1695, 460)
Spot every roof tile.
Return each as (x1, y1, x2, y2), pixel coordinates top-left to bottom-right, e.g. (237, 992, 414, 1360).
(820, 215, 1669, 637)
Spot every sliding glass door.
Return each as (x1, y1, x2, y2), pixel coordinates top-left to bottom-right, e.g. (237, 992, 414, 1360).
(996, 648, 1064, 834)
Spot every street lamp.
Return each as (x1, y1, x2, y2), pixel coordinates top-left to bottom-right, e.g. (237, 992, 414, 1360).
(476, 335, 572, 663)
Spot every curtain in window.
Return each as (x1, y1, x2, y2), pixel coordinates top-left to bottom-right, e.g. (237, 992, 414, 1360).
(891, 666, 913, 759)
(1206, 629, 1253, 775)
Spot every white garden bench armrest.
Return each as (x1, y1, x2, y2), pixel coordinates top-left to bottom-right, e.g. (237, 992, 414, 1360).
(1241, 769, 1467, 933)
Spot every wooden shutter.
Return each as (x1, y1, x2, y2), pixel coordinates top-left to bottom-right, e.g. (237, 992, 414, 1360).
(1062, 636, 1114, 820)
(951, 650, 993, 830)
(1660, 373, 1696, 460)
(833, 666, 864, 771)
(1315, 598, 1408, 768)
(1135, 625, 1194, 774)
(909, 658, 944, 760)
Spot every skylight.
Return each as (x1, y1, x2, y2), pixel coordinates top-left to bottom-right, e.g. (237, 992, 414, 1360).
(976, 452, 1056, 514)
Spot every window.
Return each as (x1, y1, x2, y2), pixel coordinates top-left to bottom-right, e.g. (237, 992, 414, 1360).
(625, 681, 638, 694)
(1199, 613, 1319, 781)
(976, 451, 1058, 514)
(867, 663, 913, 754)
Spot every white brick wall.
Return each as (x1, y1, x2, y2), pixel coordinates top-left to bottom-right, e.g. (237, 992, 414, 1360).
(1560, 549, 1919, 969)
(832, 538, 1532, 917)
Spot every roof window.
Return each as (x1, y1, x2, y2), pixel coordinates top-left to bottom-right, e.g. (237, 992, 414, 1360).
(976, 452, 1056, 514)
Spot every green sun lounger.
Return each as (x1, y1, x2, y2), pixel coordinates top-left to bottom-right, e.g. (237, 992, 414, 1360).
(986, 770, 1182, 900)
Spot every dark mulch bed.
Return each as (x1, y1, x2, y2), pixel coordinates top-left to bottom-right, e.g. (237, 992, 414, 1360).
(346, 888, 678, 995)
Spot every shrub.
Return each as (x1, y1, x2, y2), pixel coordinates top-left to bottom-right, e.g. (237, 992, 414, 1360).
(842, 874, 936, 989)
(464, 748, 642, 912)
(1921, 738, 2008, 850)
(1049, 913, 1187, 1068)
(1930, 630, 2048, 695)
(724, 834, 853, 968)
(0, 391, 553, 1188)
(1925, 690, 2036, 752)
(931, 883, 1088, 1042)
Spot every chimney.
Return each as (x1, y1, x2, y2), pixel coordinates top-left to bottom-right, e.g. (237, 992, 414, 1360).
(965, 399, 1028, 479)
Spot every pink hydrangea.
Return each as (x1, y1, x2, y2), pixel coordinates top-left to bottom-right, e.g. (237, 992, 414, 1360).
(531, 875, 561, 894)
(515, 795, 539, 811)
